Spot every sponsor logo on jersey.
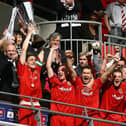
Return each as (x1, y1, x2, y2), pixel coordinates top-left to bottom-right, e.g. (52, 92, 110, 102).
(81, 89, 93, 96)
(112, 94, 124, 100)
(59, 87, 72, 91)
(119, 88, 123, 94)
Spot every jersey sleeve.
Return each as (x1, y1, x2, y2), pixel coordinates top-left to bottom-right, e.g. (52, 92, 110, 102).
(121, 81, 126, 95)
(94, 78, 103, 89)
(49, 74, 61, 87)
(36, 57, 43, 72)
(72, 76, 82, 88)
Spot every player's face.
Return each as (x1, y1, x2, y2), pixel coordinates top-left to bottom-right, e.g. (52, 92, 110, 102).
(58, 66, 66, 81)
(16, 34, 23, 45)
(81, 68, 92, 85)
(115, 46, 120, 52)
(122, 68, 126, 80)
(26, 56, 37, 69)
(79, 55, 88, 67)
(113, 72, 122, 88)
(117, 60, 125, 68)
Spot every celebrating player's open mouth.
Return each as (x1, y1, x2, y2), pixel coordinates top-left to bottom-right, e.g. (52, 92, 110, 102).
(114, 79, 121, 87)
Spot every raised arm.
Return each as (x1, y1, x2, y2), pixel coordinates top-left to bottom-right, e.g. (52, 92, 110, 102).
(100, 55, 119, 83)
(19, 24, 34, 65)
(99, 54, 113, 76)
(46, 46, 58, 78)
(38, 48, 44, 62)
(65, 50, 77, 81)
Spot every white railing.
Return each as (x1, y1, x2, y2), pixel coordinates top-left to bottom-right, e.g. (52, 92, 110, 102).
(0, 91, 126, 126)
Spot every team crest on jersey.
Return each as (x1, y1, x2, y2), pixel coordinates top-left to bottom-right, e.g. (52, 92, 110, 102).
(119, 88, 123, 94)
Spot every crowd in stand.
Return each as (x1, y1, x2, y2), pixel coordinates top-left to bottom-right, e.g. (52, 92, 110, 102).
(1, 0, 126, 126)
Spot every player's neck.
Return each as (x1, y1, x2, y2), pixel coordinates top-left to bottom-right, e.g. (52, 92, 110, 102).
(29, 67, 36, 72)
(83, 79, 94, 89)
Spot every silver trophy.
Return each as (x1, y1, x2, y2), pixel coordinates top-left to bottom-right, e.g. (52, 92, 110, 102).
(17, 1, 38, 34)
(5, 1, 37, 41)
(5, 7, 18, 41)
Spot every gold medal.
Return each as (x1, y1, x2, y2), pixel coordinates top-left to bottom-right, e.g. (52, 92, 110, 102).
(31, 83, 35, 88)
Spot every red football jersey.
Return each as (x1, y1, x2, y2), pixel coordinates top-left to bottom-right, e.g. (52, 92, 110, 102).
(73, 76, 103, 116)
(49, 75, 76, 114)
(17, 58, 42, 102)
(100, 80, 126, 122)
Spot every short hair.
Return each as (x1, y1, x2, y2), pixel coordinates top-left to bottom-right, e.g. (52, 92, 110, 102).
(48, 32, 62, 41)
(5, 43, 16, 52)
(79, 51, 87, 58)
(65, 50, 74, 58)
(112, 69, 122, 76)
(26, 52, 37, 61)
(82, 65, 93, 75)
(121, 66, 126, 71)
(0, 40, 10, 52)
(14, 30, 23, 36)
